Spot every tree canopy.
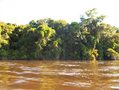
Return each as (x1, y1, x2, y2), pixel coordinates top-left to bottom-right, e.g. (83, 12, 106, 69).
(0, 9, 119, 60)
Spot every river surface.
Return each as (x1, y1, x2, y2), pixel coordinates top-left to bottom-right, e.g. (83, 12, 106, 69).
(0, 60, 119, 90)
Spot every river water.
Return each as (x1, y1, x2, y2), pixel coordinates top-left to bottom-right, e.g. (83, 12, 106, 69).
(0, 60, 119, 90)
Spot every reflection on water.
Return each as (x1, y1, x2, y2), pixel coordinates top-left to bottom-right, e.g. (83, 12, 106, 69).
(0, 60, 119, 90)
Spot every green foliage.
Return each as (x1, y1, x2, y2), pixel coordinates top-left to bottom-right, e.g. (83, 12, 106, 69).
(0, 9, 119, 60)
(106, 48, 119, 60)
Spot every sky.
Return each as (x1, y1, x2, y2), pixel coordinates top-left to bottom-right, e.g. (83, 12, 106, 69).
(0, 0, 119, 26)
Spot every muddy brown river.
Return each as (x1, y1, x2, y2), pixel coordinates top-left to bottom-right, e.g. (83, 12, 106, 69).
(0, 60, 119, 90)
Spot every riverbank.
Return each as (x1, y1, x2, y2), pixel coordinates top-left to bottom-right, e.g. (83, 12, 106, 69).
(0, 9, 119, 60)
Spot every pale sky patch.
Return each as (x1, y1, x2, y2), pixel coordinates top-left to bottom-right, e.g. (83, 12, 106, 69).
(0, 0, 119, 26)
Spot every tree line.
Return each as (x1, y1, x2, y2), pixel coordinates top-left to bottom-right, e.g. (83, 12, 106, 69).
(0, 9, 119, 60)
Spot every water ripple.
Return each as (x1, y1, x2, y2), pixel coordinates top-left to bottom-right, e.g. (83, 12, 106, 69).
(63, 82, 91, 87)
